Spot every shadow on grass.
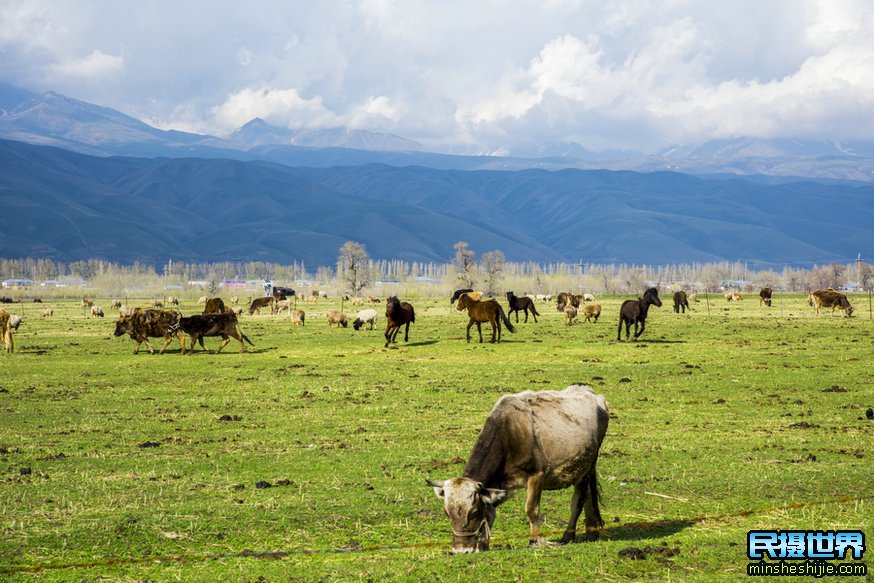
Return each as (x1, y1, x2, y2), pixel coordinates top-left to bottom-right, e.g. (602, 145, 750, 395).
(598, 518, 695, 541)
(405, 340, 439, 347)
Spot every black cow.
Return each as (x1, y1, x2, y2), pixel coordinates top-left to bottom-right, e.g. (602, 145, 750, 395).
(172, 313, 253, 355)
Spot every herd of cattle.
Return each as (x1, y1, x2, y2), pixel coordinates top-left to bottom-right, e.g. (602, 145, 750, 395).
(0, 286, 860, 356)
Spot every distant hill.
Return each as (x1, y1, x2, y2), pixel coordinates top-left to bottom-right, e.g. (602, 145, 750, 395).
(4, 84, 874, 181)
(1, 139, 871, 267)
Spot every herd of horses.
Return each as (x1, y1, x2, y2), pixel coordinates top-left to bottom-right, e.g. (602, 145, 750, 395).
(379, 287, 667, 348)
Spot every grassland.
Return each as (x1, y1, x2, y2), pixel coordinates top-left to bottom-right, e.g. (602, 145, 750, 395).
(0, 294, 871, 581)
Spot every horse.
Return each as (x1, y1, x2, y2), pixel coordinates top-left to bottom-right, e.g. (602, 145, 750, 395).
(385, 296, 415, 348)
(617, 287, 662, 342)
(505, 291, 539, 323)
(450, 288, 474, 304)
(456, 293, 516, 343)
(672, 290, 689, 313)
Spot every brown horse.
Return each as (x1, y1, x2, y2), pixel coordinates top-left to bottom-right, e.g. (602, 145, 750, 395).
(505, 291, 539, 323)
(385, 296, 415, 347)
(456, 293, 516, 343)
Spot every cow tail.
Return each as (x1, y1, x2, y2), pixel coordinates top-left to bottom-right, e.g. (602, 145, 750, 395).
(499, 305, 516, 333)
(587, 461, 604, 529)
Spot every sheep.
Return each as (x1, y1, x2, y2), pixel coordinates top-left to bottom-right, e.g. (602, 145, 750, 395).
(325, 310, 348, 328)
(9, 314, 22, 331)
(91, 305, 105, 318)
(231, 306, 243, 317)
(583, 293, 595, 302)
(231, 296, 239, 305)
(110, 299, 122, 309)
(352, 308, 378, 330)
(689, 293, 699, 302)
(198, 296, 208, 305)
(118, 305, 136, 317)
(582, 303, 601, 323)
(305, 295, 319, 304)
(724, 293, 734, 302)
(151, 299, 163, 308)
(563, 305, 578, 325)
(319, 291, 328, 299)
(168, 296, 179, 306)
(43, 308, 53, 318)
(536, 294, 552, 302)
(367, 296, 381, 303)
(291, 309, 306, 326)
(733, 293, 743, 301)
(351, 297, 364, 306)
(81, 299, 94, 308)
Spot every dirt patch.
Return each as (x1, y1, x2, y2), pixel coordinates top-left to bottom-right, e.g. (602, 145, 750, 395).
(788, 422, 819, 429)
(619, 544, 681, 560)
(822, 385, 848, 393)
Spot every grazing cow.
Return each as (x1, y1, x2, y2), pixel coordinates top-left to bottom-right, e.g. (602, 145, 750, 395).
(563, 305, 578, 325)
(0, 297, 12, 304)
(384, 296, 415, 348)
(617, 288, 662, 341)
(672, 290, 689, 314)
(91, 305, 105, 318)
(291, 309, 306, 326)
(759, 287, 773, 307)
(506, 291, 540, 323)
(568, 294, 585, 308)
(113, 309, 185, 354)
(275, 299, 293, 314)
(110, 300, 122, 309)
(352, 308, 378, 330)
(456, 293, 515, 343)
(450, 288, 475, 304)
(325, 310, 348, 328)
(171, 313, 253, 355)
(203, 297, 227, 315)
(809, 289, 854, 317)
(81, 299, 94, 309)
(582, 303, 601, 323)
(428, 384, 608, 553)
(0, 309, 14, 353)
(247, 296, 274, 315)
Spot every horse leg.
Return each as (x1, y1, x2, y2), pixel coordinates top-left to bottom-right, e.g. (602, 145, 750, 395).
(466, 320, 474, 343)
(403, 321, 410, 342)
(476, 321, 484, 343)
(634, 319, 645, 339)
(490, 318, 498, 343)
(384, 324, 394, 348)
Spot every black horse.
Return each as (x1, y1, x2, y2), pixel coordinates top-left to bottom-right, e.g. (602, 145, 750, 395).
(617, 287, 662, 341)
(450, 288, 474, 304)
(505, 291, 539, 323)
(672, 290, 689, 313)
(385, 296, 415, 348)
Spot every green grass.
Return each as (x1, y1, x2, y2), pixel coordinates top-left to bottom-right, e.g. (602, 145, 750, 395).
(1, 295, 871, 581)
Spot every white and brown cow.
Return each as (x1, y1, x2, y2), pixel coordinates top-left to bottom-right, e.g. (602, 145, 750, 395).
(428, 384, 609, 553)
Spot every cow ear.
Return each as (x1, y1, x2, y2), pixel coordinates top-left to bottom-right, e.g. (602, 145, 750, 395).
(426, 479, 446, 499)
(481, 488, 506, 506)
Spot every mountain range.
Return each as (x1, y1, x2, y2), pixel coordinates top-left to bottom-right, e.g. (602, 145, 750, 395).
(1, 138, 872, 267)
(3, 83, 874, 181)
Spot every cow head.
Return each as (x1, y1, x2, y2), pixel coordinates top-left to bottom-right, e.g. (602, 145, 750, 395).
(113, 318, 130, 337)
(427, 477, 506, 553)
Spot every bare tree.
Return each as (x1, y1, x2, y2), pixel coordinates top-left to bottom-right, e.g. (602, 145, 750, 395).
(453, 241, 477, 289)
(338, 241, 371, 296)
(480, 250, 506, 296)
(859, 262, 874, 291)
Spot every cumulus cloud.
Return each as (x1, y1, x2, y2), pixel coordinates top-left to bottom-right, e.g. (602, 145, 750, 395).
(2, 0, 874, 152)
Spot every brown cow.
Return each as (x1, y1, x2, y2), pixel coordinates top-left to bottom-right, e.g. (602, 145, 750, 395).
(248, 296, 275, 315)
(428, 385, 608, 553)
(673, 291, 689, 313)
(759, 287, 773, 307)
(172, 313, 253, 354)
(0, 309, 14, 353)
(582, 303, 601, 323)
(809, 289, 854, 317)
(114, 309, 185, 354)
(203, 297, 226, 314)
(325, 310, 348, 328)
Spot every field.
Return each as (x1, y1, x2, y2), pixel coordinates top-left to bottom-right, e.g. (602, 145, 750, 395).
(1, 294, 871, 581)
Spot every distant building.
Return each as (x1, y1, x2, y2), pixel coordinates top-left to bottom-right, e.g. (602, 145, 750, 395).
(2, 278, 36, 288)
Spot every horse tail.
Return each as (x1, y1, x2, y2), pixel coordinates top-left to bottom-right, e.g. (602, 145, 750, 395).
(498, 305, 515, 333)
(530, 302, 540, 317)
(409, 305, 416, 323)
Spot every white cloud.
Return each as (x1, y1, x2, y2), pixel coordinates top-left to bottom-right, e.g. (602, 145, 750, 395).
(50, 49, 124, 80)
(211, 87, 339, 131)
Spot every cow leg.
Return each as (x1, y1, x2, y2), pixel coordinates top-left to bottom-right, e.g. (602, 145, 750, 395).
(143, 339, 155, 355)
(561, 481, 588, 544)
(215, 335, 230, 353)
(525, 474, 553, 546)
(158, 336, 173, 354)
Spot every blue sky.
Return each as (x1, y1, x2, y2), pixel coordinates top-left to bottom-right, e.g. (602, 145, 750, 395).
(2, 0, 873, 154)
